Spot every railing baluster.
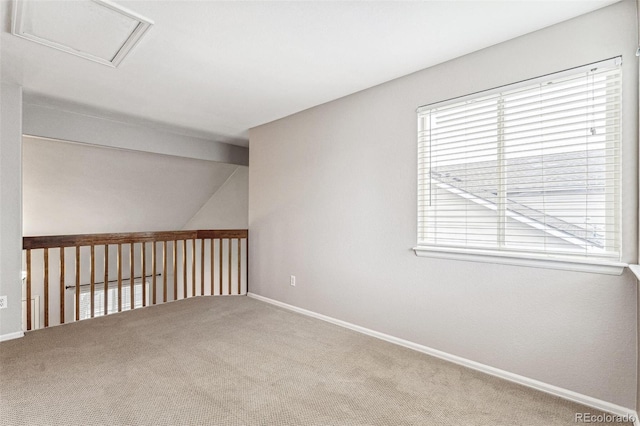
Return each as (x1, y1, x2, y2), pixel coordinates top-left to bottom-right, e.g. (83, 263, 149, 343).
(182, 240, 187, 299)
(200, 239, 205, 296)
(219, 239, 223, 295)
(26, 249, 32, 331)
(104, 245, 109, 316)
(163, 241, 167, 303)
(246, 232, 249, 294)
(60, 247, 65, 324)
(130, 242, 135, 310)
(228, 239, 232, 296)
(152, 242, 157, 305)
(192, 239, 196, 297)
(117, 243, 122, 312)
(210, 239, 214, 295)
(142, 242, 147, 307)
(75, 246, 80, 321)
(90, 245, 95, 318)
(44, 248, 49, 327)
(173, 240, 177, 301)
(237, 238, 241, 295)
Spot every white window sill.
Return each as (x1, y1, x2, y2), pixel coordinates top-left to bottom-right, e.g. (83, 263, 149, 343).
(413, 246, 627, 275)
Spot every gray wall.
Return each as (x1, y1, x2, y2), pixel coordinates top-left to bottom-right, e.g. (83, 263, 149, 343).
(249, 0, 639, 409)
(22, 136, 240, 235)
(0, 84, 23, 337)
(636, 0, 640, 413)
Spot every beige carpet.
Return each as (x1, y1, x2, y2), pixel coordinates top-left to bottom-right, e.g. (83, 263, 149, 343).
(0, 296, 631, 425)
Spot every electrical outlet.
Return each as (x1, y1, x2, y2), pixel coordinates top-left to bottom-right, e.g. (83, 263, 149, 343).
(290, 275, 296, 286)
(0, 296, 7, 309)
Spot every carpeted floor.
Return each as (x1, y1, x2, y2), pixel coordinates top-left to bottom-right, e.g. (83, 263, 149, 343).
(0, 296, 631, 425)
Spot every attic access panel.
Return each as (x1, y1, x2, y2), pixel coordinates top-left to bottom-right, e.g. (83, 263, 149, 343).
(12, 0, 153, 67)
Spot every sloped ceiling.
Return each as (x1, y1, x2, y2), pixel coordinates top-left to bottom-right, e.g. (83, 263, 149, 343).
(0, 1, 618, 146)
(184, 166, 248, 230)
(23, 136, 238, 235)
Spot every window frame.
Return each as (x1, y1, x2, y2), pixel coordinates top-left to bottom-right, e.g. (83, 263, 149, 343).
(413, 57, 627, 275)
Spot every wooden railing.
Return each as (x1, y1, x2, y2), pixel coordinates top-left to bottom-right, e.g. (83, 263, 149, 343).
(22, 229, 248, 331)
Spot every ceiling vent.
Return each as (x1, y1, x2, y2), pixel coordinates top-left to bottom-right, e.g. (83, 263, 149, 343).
(11, 0, 154, 67)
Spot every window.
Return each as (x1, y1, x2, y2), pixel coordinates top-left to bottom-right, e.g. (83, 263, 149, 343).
(416, 58, 623, 273)
(77, 280, 149, 320)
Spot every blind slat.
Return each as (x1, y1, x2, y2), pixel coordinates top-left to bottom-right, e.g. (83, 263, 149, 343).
(434, 92, 617, 131)
(420, 129, 620, 155)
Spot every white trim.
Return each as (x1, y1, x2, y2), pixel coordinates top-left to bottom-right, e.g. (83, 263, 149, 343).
(413, 246, 627, 275)
(247, 292, 636, 420)
(0, 331, 24, 342)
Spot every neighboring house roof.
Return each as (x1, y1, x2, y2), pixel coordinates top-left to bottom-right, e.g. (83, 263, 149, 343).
(430, 150, 606, 249)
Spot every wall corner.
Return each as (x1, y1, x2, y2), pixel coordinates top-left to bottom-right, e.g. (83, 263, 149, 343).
(0, 83, 24, 336)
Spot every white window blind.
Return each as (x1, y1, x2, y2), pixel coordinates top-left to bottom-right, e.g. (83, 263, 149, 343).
(417, 58, 622, 262)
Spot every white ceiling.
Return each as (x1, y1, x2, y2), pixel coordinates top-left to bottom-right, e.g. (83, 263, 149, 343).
(1, 0, 619, 147)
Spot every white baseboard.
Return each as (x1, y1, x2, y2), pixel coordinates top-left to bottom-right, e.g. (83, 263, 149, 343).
(247, 292, 637, 421)
(0, 331, 24, 342)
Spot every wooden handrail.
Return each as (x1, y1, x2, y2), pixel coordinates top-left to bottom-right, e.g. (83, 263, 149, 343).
(23, 229, 248, 249)
(197, 229, 248, 240)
